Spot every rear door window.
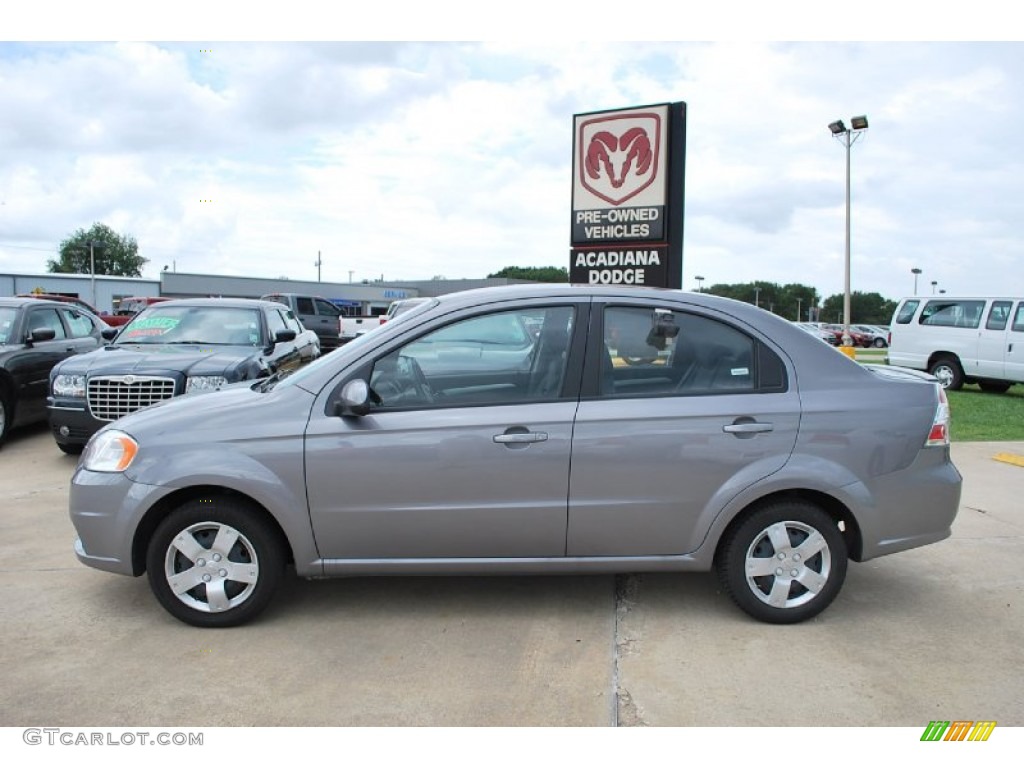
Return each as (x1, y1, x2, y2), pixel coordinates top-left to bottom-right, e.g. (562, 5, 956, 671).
(987, 301, 1012, 331)
(598, 306, 772, 397)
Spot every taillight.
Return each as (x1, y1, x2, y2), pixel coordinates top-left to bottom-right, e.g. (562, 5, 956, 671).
(926, 384, 951, 446)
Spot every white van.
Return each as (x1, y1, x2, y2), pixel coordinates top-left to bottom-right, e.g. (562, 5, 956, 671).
(888, 296, 1024, 392)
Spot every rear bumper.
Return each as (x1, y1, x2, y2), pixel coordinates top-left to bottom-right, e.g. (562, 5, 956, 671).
(855, 447, 962, 561)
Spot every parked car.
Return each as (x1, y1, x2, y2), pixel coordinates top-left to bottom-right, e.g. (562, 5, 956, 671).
(888, 296, 1024, 391)
(0, 297, 111, 446)
(851, 324, 888, 348)
(383, 297, 433, 322)
(17, 292, 113, 318)
(111, 296, 171, 324)
(261, 293, 346, 351)
(821, 324, 873, 348)
(48, 298, 319, 453)
(67, 285, 960, 628)
(793, 322, 836, 345)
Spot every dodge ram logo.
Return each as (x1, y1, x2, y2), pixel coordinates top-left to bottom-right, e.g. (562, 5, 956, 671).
(578, 112, 661, 206)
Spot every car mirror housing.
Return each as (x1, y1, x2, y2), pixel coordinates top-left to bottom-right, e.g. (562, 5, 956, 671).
(274, 329, 297, 345)
(27, 327, 57, 345)
(338, 379, 371, 417)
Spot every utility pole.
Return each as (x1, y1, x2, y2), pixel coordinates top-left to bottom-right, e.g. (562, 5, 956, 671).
(315, 251, 322, 282)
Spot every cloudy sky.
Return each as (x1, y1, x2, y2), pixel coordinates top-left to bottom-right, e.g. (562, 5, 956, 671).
(2, 6, 1021, 303)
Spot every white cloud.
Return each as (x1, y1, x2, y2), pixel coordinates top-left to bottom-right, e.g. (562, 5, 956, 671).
(1, 40, 1023, 301)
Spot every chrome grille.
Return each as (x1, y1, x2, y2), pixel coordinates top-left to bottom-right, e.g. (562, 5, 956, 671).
(87, 375, 177, 421)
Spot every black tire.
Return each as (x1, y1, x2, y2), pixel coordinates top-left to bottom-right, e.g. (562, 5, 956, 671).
(872, 338, 887, 348)
(146, 497, 285, 628)
(978, 380, 1012, 394)
(929, 356, 964, 391)
(716, 501, 848, 624)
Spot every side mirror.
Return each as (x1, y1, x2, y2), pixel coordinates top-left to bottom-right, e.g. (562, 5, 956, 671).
(274, 329, 297, 345)
(27, 327, 57, 346)
(337, 379, 371, 417)
(101, 328, 118, 341)
(645, 309, 679, 351)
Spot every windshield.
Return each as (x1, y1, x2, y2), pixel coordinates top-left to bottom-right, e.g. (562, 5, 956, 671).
(0, 308, 16, 344)
(117, 306, 264, 346)
(272, 299, 437, 391)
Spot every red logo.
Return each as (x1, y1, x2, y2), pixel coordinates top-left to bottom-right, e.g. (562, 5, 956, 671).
(579, 112, 661, 206)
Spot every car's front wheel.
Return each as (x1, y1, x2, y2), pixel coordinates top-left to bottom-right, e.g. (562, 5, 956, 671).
(146, 498, 285, 628)
(716, 502, 848, 624)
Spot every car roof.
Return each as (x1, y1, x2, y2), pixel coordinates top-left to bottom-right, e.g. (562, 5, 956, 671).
(0, 296, 76, 309)
(287, 283, 874, 395)
(139, 297, 279, 309)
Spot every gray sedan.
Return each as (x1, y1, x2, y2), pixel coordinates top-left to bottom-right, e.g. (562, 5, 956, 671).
(68, 285, 961, 627)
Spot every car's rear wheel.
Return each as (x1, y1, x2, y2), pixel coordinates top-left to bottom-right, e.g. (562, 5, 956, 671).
(978, 380, 1011, 394)
(716, 501, 848, 624)
(146, 498, 284, 628)
(872, 338, 887, 348)
(929, 356, 964, 390)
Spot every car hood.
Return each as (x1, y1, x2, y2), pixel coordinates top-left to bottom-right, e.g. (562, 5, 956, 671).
(55, 343, 266, 377)
(106, 378, 314, 448)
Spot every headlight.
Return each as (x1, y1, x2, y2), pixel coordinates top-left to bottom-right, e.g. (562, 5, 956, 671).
(185, 375, 228, 393)
(53, 374, 86, 398)
(82, 429, 139, 473)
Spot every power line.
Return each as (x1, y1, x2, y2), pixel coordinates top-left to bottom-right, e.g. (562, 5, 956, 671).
(0, 242, 57, 252)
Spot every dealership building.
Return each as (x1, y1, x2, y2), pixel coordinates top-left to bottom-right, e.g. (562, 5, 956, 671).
(0, 270, 528, 316)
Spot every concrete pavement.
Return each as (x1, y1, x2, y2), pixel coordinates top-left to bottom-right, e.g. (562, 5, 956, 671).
(0, 425, 1021, 726)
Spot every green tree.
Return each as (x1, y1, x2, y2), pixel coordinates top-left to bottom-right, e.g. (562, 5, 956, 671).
(487, 266, 569, 283)
(820, 291, 897, 325)
(49, 223, 148, 277)
(703, 281, 820, 320)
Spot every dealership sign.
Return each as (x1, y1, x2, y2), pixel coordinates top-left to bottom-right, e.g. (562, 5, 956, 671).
(570, 102, 685, 288)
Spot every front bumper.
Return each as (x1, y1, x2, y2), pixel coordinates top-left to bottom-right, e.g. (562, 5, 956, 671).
(69, 466, 166, 576)
(48, 401, 104, 447)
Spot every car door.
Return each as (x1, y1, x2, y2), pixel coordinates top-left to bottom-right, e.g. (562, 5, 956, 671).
(263, 308, 302, 373)
(304, 302, 585, 562)
(567, 302, 800, 557)
(977, 300, 1011, 379)
(1006, 302, 1024, 383)
(18, 306, 83, 423)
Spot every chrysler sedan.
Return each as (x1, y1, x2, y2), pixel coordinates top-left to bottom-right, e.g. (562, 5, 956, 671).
(48, 298, 318, 453)
(67, 285, 961, 627)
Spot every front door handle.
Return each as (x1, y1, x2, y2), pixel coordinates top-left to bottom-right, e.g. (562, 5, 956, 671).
(493, 432, 548, 444)
(723, 420, 773, 437)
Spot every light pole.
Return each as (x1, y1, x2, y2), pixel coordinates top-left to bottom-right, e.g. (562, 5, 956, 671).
(753, 286, 761, 308)
(829, 115, 869, 347)
(796, 297, 803, 322)
(931, 280, 938, 295)
(694, 275, 704, 293)
(911, 267, 922, 295)
(84, 239, 105, 308)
